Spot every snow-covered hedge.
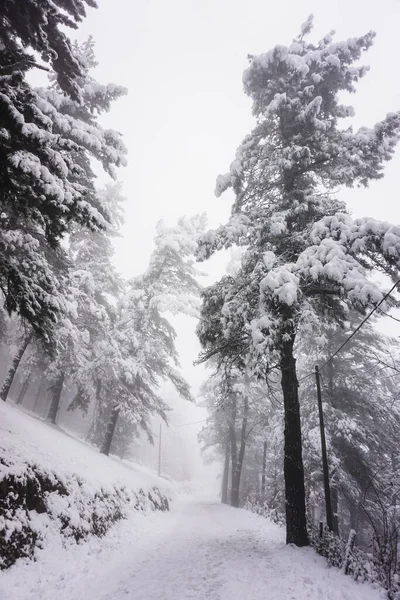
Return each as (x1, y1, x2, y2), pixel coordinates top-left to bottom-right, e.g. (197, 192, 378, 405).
(244, 494, 285, 527)
(310, 526, 400, 600)
(0, 457, 169, 570)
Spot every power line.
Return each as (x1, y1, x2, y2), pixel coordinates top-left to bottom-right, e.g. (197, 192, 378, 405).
(195, 281, 400, 401)
(318, 279, 400, 373)
(177, 418, 208, 427)
(298, 370, 315, 384)
(294, 280, 400, 385)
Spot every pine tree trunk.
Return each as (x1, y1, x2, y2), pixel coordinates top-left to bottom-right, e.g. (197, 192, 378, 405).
(228, 392, 239, 507)
(231, 471, 240, 508)
(86, 379, 102, 442)
(261, 440, 267, 496)
(100, 404, 120, 456)
(280, 336, 309, 546)
(33, 379, 44, 414)
(230, 397, 248, 508)
(47, 372, 65, 424)
(16, 371, 32, 406)
(229, 424, 239, 507)
(221, 437, 230, 504)
(1, 332, 33, 402)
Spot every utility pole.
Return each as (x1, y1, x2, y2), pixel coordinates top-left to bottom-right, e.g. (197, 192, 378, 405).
(261, 440, 267, 496)
(157, 423, 162, 477)
(315, 365, 335, 533)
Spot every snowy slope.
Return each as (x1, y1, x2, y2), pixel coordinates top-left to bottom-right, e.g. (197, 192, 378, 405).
(0, 402, 174, 571)
(0, 402, 172, 496)
(0, 498, 385, 600)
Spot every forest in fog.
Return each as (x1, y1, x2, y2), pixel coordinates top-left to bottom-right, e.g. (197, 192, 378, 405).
(1, 1, 400, 599)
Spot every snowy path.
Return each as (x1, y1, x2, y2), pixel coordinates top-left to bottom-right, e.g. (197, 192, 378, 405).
(1, 498, 384, 600)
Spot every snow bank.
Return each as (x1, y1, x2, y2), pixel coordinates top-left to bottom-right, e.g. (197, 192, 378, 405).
(0, 403, 172, 569)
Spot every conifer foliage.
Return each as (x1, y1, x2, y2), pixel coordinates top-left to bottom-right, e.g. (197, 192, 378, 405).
(197, 17, 400, 546)
(0, 6, 126, 340)
(1, 0, 96, 98)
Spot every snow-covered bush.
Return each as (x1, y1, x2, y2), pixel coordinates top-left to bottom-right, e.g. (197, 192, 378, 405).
(309, 525, 400, 600)
(244, 494, 285, 527)
(0, 458, 169, 570)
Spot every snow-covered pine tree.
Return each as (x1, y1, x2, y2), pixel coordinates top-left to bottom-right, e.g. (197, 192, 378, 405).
(197, 17, 400, 546)
(41, 182, 125, 424)
(198, 371, 232, 503)
(65, 183, 125, 411)
(0, 34, 126, 340)
(99, 216, 205, 456)
(0, 329, 33, 402)
(1, 0, 96, 99)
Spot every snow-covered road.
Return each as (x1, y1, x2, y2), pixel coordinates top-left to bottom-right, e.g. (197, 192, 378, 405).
(1, 498, 384, 600)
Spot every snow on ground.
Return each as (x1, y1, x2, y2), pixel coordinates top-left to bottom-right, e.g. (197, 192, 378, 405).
(0, 403, 385, 599)
(1, 497, 385, 600)
(0, 401, 173, 496)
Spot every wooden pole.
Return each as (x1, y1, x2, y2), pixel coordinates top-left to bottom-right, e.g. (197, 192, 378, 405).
(261, 440, 267, 496)
(315, 365, 334, 533)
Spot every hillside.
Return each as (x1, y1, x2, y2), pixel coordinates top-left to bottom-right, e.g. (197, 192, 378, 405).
(0, 402, 171, 494)
(0, 402, 171, 571)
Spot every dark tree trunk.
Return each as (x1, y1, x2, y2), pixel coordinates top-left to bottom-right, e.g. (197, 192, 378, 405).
(221, 437, 230, 504)
(16, 371, 32, 406)
(280, 337, 309, 546)
(331, 486, 340, 536)
(230, 396, 248, 508)
(261, 440, 267, 496)
(1, 332, 33, 401)
(100, 404, 120, 456)
(33, 379, 44, 414)
(86, 379, 102, 442)
(47, 372, 65, 424)
(229, 423, 239, 507)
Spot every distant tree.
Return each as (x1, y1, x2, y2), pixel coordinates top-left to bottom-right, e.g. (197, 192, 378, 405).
(99, 216, 205, 456)
(197, 17, 400, 546)
(199, 367, 269, 507)
(0, 329, 33, 402)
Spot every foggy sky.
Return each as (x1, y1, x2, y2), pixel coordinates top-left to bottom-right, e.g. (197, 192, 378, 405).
(71, 0, 400, 440)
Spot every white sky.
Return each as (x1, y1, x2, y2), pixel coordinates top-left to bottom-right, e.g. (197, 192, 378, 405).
(76, 0, 400, 278)
(69, 0, 400, 475)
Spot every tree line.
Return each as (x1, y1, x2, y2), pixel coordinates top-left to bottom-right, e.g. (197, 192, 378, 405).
(0, 1, 203, 457)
